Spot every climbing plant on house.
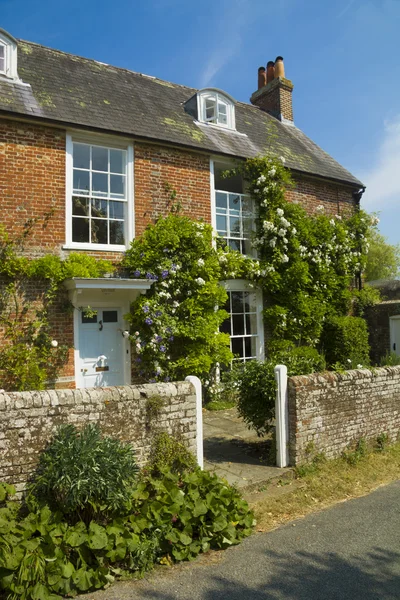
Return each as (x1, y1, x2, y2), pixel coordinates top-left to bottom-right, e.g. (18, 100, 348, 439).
(0, 222, 114, 391)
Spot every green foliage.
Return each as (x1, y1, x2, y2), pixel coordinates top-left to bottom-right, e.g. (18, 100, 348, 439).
(342, 438, 368, 465)
(376, 433, 389, 452)
(145, 395, 166, 422)
(235, 346, 325, 436)
(364, 226, 400, 281)
(0, 458, 254, 598)
(379, 351, 400, 367)
(352, 284, 381, 317)
(0, 216, 115, 391)
(123, 214, 233, 382)
(147, 431, 197, 476)
(320, 315, 370, 369)
(27, 424, 139, 523)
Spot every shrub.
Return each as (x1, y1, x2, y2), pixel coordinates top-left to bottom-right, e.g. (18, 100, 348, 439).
(0, 468, 254, 598)
(320, 315, 370, 369)
(380, 351, 400, 367)
(352, 285, 381, 317)
(147, 431, 197, 476)
(27, 423, 139, 523)
(235, 346, 325, 436)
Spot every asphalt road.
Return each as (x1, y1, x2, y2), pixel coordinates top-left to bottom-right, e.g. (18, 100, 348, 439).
(84, 480, 400, 600)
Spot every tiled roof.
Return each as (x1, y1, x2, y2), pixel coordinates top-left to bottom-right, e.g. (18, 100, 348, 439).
(0, 40, 363, 187)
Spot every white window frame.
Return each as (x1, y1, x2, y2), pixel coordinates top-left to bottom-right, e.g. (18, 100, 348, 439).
(65, 133, 134, 251)
(221, 280, 264, 363)
(197, 89, 236, 130)
(0, 30, 19, 80)
(210, 159, 256, 257)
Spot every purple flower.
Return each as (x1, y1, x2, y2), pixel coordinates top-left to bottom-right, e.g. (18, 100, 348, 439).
(168, 336, 174, 342)
(156, 335, 163, 342)
(155, 310, 162, 317)
(133, 270, 141, 277)
(160, 345, 166, 352)
(166, 327, 172, 333)
(145, 317, 153, 325)
(135, 357, 142, 363)
(143, 305, 150, 313)
(149, 378, 156, 383)
(161, 270, 169, 279)
(146, 272, 154, 279)
(164, 376, 170, 382)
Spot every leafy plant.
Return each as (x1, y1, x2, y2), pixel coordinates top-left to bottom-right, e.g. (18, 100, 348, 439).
(379, 351, 400, 367)
(320, 315, 370, 369)
(235, 346, 325, 436)
(26, 424, 139, 523)
(146, 431, 197, 476)
(342, 438, 368, 465)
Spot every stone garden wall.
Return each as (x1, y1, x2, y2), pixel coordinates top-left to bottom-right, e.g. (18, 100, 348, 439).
(288, 366, 400, 465)
(0, 382, 197, 493)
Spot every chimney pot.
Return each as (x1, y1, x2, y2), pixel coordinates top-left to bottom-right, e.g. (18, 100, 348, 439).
(274, 56, 285, 78)
(258, 66, 267, 89)
(266, 61, 275, 84)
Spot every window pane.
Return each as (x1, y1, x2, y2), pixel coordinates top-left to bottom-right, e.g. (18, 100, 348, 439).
(232, 314, 245, 336)
(0, 57, 4, 72)
(230, 217, 241, 237)
(92, 172, 108, 196)
(110, 149, 125, 173)
(109, 201, 124, 220)
(244, 292, 257, 312)
(91, 198, 108, 218)
(231, 292, 243, 314)
(0, 46, 4, 58)
(92, 146, 108, 172)
(244, 336, 257, 358)
(231, 337, 244, 358)
(82, 312, 97, 324)
(215, 167, 243, 193)
(220, 316, 231, 335)
(73, 144, 90, 169)
(216, 192, 227, 210)
(242, 239, 253, 256)
(229, 194, 241, 212)
(243, 216, 253, 236)
(110, 221, 125, 245)
(218, 103, 227, 114)
(73, 170, 90, 194)
(228, 239, 241, 252)
(103, 310, 118, 323)
(72, 217, 89, 243)
(72, 196, 89, 216)
(216, 215, 227, 234)
(245, 314, 258, 335)
(91, 219, 107, 244)
(110, 174, 125, 198)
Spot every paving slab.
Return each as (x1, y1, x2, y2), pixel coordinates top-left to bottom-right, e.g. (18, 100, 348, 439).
(203, 408, 290, 488)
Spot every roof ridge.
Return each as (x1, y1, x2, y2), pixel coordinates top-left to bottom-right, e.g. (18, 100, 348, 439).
(17, 38, 198, 94)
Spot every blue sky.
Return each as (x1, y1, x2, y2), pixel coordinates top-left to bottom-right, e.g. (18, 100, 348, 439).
(2, 0, 400, 244)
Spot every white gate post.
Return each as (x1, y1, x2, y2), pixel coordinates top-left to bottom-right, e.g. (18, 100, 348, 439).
(185, 375, 203, 469)
(274, 364, 289, 468)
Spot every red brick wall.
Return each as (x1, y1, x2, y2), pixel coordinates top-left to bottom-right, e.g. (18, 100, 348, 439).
(134, 143, 211, 236)
(287, 175, 355, 216)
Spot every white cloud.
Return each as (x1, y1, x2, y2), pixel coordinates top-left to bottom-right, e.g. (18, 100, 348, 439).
(361, 116, 400, 212)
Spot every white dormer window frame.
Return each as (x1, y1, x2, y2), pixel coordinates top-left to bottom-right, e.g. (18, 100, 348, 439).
(0, 29, 19, 80)
(197, 89, 236, 130)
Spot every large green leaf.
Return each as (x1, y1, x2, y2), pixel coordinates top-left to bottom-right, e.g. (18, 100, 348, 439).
(88, 523, 108, 550)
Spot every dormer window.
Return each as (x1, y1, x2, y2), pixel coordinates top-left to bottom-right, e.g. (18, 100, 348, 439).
(0, 44, 5, 74)
(197, 89, 236, 130)
(0, 28, 19, 81)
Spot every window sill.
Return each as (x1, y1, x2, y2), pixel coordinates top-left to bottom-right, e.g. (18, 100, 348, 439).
(62, 243, 127, 253)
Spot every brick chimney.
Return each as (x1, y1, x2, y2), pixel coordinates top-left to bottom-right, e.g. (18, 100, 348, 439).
(250, 56, 294, 122)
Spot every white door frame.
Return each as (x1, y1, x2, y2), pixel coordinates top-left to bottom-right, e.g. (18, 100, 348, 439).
(389, 315, 400, 356)
(74, 300, 131, 388)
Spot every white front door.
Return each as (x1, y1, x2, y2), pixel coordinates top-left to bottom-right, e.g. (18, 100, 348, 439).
(390, 317, 400, 356)
(77, 308, 126, 388)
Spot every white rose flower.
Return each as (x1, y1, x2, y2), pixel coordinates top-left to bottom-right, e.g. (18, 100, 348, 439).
(195, 277, 205, 286)
(281, 254, 289, 263)
(197, 258, 205, 267)
(277, 208, 284, 216)
(51, 340, 58, 348)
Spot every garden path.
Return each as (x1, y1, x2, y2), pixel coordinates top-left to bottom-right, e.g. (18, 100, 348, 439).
(203, 408, 289, 488)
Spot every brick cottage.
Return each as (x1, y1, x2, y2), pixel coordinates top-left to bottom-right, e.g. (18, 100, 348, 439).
(0, 28, 364, 389)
